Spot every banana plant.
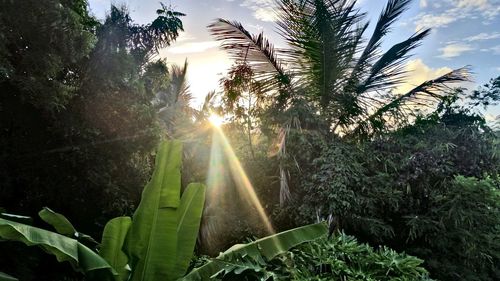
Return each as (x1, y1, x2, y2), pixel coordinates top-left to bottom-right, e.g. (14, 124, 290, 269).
(0, 217, 117, 279)
(118, 140, 206, 281)
(181, 222, 328, 280)
(0, 141, 206, 281)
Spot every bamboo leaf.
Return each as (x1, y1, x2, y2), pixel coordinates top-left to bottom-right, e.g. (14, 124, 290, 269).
(100, 217, 132, 281)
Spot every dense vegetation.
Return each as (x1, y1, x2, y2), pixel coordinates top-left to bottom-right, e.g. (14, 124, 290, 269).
(1, 0, 499, 280)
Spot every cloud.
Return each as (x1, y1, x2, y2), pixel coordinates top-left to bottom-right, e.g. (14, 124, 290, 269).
(465, 32, 500, 41)
(175, 32, 196, 43)
(438, 43, 474, 59)
(414, 0, 500, 31)
(491, 45, 500, 54)
(396, 59, 452, 94)
(168, 41, 219, 54)
(415, 13, 455, 30)
(240, 0, 277, 22)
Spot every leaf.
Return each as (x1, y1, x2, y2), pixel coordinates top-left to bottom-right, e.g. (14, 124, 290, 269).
(175, 183, 206, 278)
(0, 272, 18, 281)
(125, 140, 183, 281)
(0, 218, 116, 279)
(38, 207, 76, 237)
(0, 213, 33, 225)
(181, 223, 328, 280)
(100, 217, 132, 281)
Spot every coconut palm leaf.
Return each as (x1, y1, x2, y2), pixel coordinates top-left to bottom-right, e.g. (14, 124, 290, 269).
(356, 28, 431, 95)
(348, 0, 412, 85)
(208, 19, 291, 93)
(351, 67, 472, 137)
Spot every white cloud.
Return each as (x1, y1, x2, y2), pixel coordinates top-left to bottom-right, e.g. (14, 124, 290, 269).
(175, 32, 196, 43)
(491, 45, 500, 54)
(420, 0, 428, 8)
(456, 0, 489, 9)
(414, 0, 500, 31)
(396, 59, 452, 94)
(241, 0, 277, 22)
(438, 43, 474, 59)
(168, 41, 219, 54)
(415, 13, 455, 30)
(465, 32, 500, 41)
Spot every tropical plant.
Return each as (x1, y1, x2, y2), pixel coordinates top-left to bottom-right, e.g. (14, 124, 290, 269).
(0, 218, 116, 280)
(276, 110, 500, 280)
(0, 1, 186, 238)
(208, 0, 471, 204)
(0, 141, 207, 281)
(181, 222, 328, 280)
(183, 229, 433, 281)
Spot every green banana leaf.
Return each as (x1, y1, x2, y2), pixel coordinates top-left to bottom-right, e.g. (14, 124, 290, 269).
(125, 140, 183, 281)
(38, 207, 98, 245)
(180, 223, 328, 281)
(0, 213, 33, 225)
(100, 217, 132, 281)
(0, 218, 117, 279)
(38, 207, 76, 236)
(0, 272, 18, 281)
(175, 183, 206, 278)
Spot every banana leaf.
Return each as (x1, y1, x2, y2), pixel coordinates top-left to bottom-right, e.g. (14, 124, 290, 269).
(125, 140, 183, 281)
(100, 217, 132, 281)
(38, 207, 76, 236)
(38, 207, 98, 245)
(0, 218, 116, 279)
(180, 223, 328, 280)
(0, 213, 33, 225)
(0, 272, 18, 281)
(175, 183, 206, 278)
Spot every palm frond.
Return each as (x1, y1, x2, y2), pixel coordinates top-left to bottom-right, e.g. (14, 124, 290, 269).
(351, 66, 472, 137)
(208, 19, 290, 93)
(277, 0, 365, 101)
(347, 0, 412, 87)
(357, 28, 431, 94)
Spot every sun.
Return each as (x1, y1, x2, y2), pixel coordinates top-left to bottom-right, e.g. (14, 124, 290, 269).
(208, 113, 224, 127)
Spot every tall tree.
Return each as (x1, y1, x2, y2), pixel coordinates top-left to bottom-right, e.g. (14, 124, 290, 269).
(0, 0, 185, 236)
(208, 0, 470, 204)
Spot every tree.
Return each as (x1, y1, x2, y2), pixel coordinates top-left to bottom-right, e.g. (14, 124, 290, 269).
(0, 0, 185, 252)
(208, 0, 470, 203)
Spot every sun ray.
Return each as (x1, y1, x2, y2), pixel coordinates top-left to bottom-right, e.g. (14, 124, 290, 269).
(207, 125, 275, 235)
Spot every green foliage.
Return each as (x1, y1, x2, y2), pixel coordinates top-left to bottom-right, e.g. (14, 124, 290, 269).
(272, 105, 500, 280)
(0, 272, 18, 281)
(190, 233, 432, 281)
(182, 223, 328, 280)
(0, 218, 116, 279)
(99, 217, 132, 281)
(125, 141, 206, 281)
(0, 141, 206, 281)
(0, 0, 185, 245)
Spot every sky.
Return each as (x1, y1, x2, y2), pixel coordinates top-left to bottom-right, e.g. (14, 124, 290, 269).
(88, 0, 500, 116)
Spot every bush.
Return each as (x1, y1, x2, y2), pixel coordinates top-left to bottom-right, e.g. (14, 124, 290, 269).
(212, 233, 433, 281)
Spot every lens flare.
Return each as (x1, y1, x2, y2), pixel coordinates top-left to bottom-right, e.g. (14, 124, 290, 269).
(208, 114, 224, 127)
(206, 125, 275, 235)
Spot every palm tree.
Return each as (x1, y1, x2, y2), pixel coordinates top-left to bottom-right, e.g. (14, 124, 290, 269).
(208, 0, 471, 204)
